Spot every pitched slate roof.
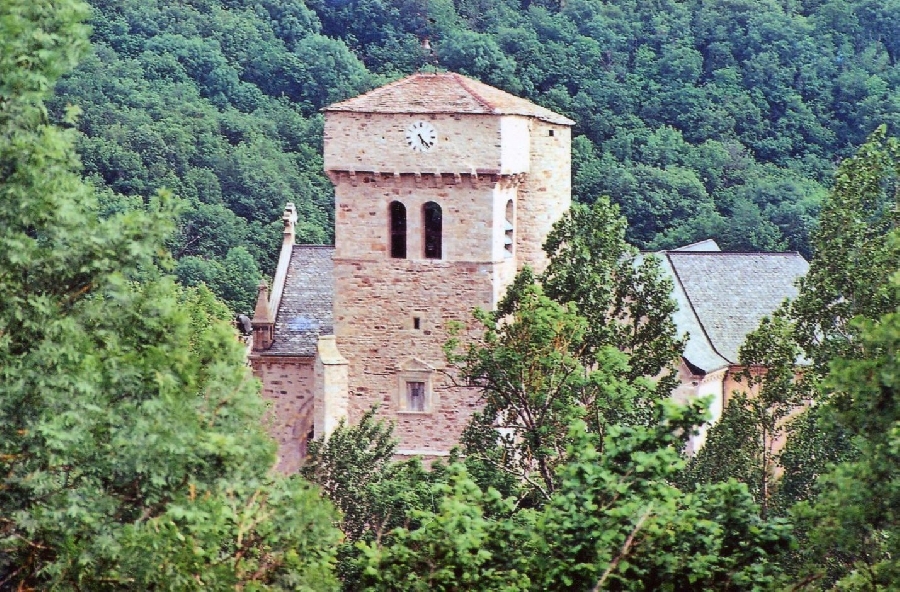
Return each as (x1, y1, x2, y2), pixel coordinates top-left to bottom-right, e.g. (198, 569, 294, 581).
(661, 251, 808, 372)
(269, 246, 334, 356)
(325, 72, 575, 126)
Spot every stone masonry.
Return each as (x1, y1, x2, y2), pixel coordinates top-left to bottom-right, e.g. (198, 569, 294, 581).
(250, 72, 574, 464)
(249, 73, 808, 469)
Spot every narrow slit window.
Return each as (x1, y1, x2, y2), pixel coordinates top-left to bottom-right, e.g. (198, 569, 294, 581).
(407, 381, 425, 412)
(504, 199, 514, 257)
(390, 201, 407, 258)
(423, 202, 442, 259)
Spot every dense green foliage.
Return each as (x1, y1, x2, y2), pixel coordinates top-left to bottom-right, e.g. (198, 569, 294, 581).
(682, 129, 899, 588)
(542, 197, 684, 385)
(49, 0, 377, 312)
(311, 309, 791, 590)
(791, 286, 900, 588)
(350, 335, 792, 590)
(49, 0, 900, 311)
(10, 0, 899, 588)
(450, 198, 683, 503)
(0, 2, 340, 588)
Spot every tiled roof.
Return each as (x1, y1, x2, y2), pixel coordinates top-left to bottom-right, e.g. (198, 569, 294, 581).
(269, 246, 334, 356)
(663, 251, 808, 371)
(325, 72, 575, 126)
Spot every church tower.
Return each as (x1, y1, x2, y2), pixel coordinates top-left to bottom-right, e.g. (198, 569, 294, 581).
(323, 73, 573, 457)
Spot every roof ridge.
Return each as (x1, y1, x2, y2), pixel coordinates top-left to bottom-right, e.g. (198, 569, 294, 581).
(452, 73, 496, 112)
(293, 244, 335, 250)
(666, 251, 803, 257)
(323, 71, 575, 125)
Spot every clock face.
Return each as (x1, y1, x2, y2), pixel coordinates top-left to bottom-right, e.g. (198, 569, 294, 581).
(405, 120, 437, 153)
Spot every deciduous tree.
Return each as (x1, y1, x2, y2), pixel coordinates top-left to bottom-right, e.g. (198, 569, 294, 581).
(0, 2, 340, 588)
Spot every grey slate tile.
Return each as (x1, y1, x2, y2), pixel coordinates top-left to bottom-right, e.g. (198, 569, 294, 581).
(666, 252, 808, 366)
(269, 246, 334, 356)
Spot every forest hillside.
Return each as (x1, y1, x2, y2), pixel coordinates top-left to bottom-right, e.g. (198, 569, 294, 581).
(51, 0, 900, 311)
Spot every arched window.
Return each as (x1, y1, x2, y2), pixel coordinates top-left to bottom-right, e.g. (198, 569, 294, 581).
(504, 199, 514, 257)
(423, 202, 442, 259)
(390, 201, 406, 258)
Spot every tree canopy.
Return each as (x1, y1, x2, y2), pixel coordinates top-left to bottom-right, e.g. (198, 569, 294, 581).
(44, 0, 900, 311)
(0, 2, 340, 588)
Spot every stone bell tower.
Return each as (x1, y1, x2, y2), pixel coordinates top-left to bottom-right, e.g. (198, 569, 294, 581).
(323, 72, 573, 458)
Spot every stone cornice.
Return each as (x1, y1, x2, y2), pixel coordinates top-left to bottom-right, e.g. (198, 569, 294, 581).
(325, 169, 527, 189)
(698, 367, 728, 385)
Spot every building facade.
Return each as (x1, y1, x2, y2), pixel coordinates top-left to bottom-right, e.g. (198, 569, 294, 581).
(249, 74, 809, 472)
(249, 73, 573, 471)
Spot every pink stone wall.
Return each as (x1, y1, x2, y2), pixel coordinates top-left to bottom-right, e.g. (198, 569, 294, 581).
(333, 255, 491, 455)
(250, 356, 315, 473)
(324, 113, 531, 176)
(331, 171, 521, 269)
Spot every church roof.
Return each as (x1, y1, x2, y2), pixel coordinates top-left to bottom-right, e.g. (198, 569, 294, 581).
(324, 72, 575, 126)
(660, 251, 808, 372)
(269, 246, 334, 356)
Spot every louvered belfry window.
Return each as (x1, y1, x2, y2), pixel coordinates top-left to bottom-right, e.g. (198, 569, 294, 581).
(504, 199, 514, 257)
(423, 201, 442, 259)
(390, 200, 407, 258)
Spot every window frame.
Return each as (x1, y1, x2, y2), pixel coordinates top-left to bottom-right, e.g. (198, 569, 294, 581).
(397, 359, 436, 414)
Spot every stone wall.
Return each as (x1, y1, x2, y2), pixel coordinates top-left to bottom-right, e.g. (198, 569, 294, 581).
(333, 254, 492, 456)
(249, 356, 315, 473)
(314, 335, 349, 439)
(324, 113, 531, 176)
(331, 171, 522, 268)
(324, 109, 572, 458)
(517, 120, 571, 274)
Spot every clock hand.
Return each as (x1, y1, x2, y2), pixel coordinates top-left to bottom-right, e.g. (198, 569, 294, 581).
(418, 133, 433, 147)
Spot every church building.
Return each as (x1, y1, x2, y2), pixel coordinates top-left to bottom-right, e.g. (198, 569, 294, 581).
(249, 72, 574, 472)
(658, 240, 809, 452)
(249, 73, 809, 472)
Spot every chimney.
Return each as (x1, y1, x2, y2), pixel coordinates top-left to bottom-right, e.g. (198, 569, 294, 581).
(251, 280, 274, 351)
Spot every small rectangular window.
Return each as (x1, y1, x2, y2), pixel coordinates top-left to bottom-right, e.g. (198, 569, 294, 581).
(413, 317, 421, 330)
(548, 129, 555, 137)
(407, 381, 425, 412)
